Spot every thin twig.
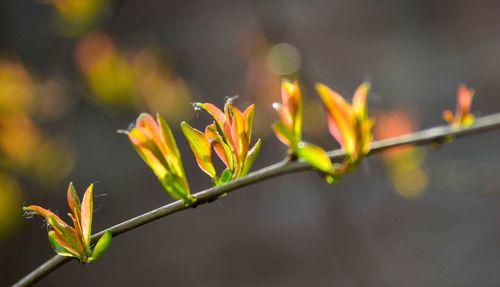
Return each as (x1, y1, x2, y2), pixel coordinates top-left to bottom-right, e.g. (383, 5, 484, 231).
(13, 112, 500, 287)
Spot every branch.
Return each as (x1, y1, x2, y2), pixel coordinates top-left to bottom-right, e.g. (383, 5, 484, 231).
(13, 112, 500, 287)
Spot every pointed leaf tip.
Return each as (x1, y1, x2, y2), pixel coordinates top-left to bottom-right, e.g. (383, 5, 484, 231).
(88, 231, 112, 263)
(67, 182, 81, 218)
(81, 183, 94, 247)
(353, 82, 370, 118)
(242, 138, 262, 176)
(157, 114, 181, 159)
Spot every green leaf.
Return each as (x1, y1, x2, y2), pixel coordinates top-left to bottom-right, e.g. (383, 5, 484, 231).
(296, 141, 333, 173)
(215, 168, 234, 186)
(157, 114, 181, 158)
(272, 122, 295, 148)
(157, 114, 186, 178)
(88, 231, 112, 263)
(159, 173, 195, 205)
(181, 122, 216, 178)
(241, 138, 262, 176)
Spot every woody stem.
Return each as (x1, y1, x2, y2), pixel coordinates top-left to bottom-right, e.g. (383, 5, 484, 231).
(13, 112, 500, 287)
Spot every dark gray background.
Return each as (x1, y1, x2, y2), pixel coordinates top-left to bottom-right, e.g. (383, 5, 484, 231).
(1, 0, 500, 286)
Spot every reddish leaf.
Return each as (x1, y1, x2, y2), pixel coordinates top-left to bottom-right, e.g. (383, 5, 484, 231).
(80, 184, 93, 247)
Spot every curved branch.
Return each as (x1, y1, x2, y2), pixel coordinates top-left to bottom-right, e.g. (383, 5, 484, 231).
(13, 112, 500, 287)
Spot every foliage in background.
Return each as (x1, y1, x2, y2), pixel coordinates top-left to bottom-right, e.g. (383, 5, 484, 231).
(3, 0, 492, 283)
(74, 32, 193, 121)
(443, 84, 475, 128)
(45, 0, 111, 36)
(0, 174, 22, 239)
(376, 111, 428, 198)
(0, 59, 75, 239)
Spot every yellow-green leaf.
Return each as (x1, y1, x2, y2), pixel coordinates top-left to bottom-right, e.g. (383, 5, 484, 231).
(296, 141, 333, 173)
(181, 122, 216, 178)
(352, 82, 370, 119)
(241, 138, 262, 176)
(156, 114, 184, 176)
(272, 122, 293, 147)
(88, 231, 112, 263)
(243, 104, 255, 143)
(229, 106, 245, 157)
(462, 114, 475, 127)
(215, 168, 234, 186)
(159, 172, 194, 204)
(282, 80, 302, 139)
(133, 145, 169, 179)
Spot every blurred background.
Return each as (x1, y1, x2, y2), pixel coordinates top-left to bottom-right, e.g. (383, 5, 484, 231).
(1, 0, 500, 286)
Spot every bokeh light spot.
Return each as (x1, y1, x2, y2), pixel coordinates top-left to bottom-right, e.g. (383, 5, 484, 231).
(266, 43, 301, 76)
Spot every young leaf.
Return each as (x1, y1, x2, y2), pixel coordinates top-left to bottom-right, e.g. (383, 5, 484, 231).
(181, 121, 216, 178)
(190, 102, 260, 183)
(216, 169, 234, 186)
(243, 104, 255, 142)
(24, 182, 112, 263)
(296, 141, 334, 173)
(272, 122, 293, 146)
(197, 103, 231, 138)
(48, 231, 79, 258)
(206, 123, 234, 169)
(126, 113, 193, 202)
(67, 182, 81, 218)
(229, 105, 246, 157)
(88, 231, 112, 263)
(80, 183, 94, 248)
(48, 217, 84, 258)
(241, 138, 262, 176)
(159, 173, 194, 204)
(442, 110, 454, 124)
(353, 82, 370, 119)
(212, 140, 230, 168)
(273, 102, 293, 130)
(282, 80, 302, 139)
(316, 83, 355, 153)
(23, 205, 68, 227)
(316, 81, 374, 168)
(462, 114, 475, 127)
(157, 114, 182, 174)
(443, 84, 475, 128)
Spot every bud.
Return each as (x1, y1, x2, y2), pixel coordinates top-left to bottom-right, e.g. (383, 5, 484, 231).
(127, 113, 194, 204)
